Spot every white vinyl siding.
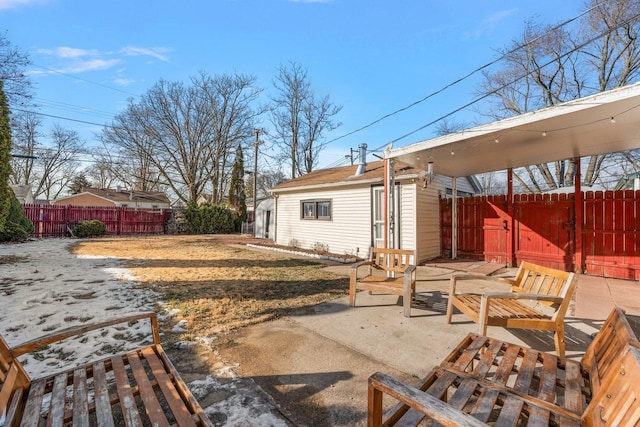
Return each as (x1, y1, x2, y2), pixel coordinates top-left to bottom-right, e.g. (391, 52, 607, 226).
(415, 179, 442, 261)
(399, 183, 416, 253)
(272, 173, 478, 263)
(275, 185, 373, 259)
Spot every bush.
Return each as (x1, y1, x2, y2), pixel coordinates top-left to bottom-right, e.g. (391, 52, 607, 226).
(0, 221, 29, 242)
(184, 202, 235, 234)
(0, 197, 34, 242)
(72, 220, 107, 238)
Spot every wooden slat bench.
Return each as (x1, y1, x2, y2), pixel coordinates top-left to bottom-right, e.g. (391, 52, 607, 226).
(349, 247, 417, 317)
(0, 312, 213, 427)
(369, 307, 640, 426)
(446, 261, 578, 357)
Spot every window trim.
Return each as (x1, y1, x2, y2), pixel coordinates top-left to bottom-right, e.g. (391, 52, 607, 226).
(301, 199, 332, 220)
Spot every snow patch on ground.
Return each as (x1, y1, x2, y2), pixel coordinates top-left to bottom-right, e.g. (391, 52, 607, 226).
(0, 238, 291, 426)
(189, 376, 290, 427)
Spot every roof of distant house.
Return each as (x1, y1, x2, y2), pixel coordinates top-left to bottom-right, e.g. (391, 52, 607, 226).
(56, 187, 171, 204)
(9, 184, 33, 199)
(271, 160, 420, 192)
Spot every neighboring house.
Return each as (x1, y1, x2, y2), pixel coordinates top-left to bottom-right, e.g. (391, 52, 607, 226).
(52, 187, 171, 209)
(615, 172, 640, 190)
(9, 184, 34, 204)
(270, 157, 480, 263)
(254, 197, 275, 239)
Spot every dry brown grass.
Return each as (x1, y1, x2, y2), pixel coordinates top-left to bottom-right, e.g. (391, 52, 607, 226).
(71, 235, 348, 339)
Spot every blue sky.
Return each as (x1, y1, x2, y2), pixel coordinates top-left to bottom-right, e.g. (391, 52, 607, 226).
(2, 0, 581, 171)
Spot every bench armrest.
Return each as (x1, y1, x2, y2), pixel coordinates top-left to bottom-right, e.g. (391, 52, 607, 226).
(369, 372, 487, 427)
(10, 311, 160, 357)
(449, 274, 516, 296)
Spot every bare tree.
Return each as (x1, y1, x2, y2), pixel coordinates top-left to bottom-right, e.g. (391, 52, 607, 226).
(0, 32, 32, 108)
(476, 0, 640, 192)
(101, 72, 262, 205)
(245, 169, 288, 199)
(34, 125, 85, 200)
(270, 61, 341, 178)
(9, 110, 41, 185)
(196, 72, 265, 203)
(84, 154, 118, 190)
(97, 121, 164, 192)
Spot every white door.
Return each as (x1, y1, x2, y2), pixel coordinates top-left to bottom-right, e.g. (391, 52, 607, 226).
(373, 187, 385, 248)
(373, 186, 400, 248)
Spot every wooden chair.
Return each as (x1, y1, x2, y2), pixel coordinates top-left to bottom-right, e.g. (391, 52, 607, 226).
(349, 247, 416, 317)
(445, 261, 577, 357)
(0, 312, 213, 426)
(369, 307, 640, 426)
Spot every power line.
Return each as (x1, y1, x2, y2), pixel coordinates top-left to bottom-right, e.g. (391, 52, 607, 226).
(30, 63, 139, 97)
(323, 2, 603, 146)
(389, 8, 640, 145)
(13, 108, 116, 128)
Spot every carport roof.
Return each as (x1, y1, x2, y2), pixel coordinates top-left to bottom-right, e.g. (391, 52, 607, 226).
(387, 82, 640, 177)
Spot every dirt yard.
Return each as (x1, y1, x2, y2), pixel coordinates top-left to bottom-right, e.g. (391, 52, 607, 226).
(71, 235, 349, 340)
(1, 234, 355, 426)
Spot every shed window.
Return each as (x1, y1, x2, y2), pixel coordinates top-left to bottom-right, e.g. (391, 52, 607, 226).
(301, 200, 332, 220)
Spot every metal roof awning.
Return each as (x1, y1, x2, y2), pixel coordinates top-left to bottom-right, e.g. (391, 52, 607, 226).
(387, 82, 640, 177)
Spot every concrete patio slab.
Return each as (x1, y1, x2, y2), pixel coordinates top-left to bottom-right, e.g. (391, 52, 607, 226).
(216, 262, 639, 426)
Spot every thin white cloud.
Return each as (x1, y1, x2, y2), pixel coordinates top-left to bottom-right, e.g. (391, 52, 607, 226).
(36, 46, 121, 74)
(483, 8, 518, 26)
(36, 47, 99, 59)
(0, 0, 50, 10)
(120, 46, 171, 62)
(113, 77, 135, 86)
(55, 58, 121, 74)
(461, 8, 518, 41)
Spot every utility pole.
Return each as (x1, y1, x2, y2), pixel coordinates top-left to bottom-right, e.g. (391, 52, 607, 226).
(253, 129, 261, 237)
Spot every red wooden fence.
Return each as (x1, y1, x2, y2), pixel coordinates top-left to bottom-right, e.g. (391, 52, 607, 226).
(583, 190, 640, 279)
(440, 190, 640, 279)
(22, 204, 172, 238)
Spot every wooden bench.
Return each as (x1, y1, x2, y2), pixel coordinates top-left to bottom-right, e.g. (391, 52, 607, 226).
(0, 312, 213, 426)
(369, 307, 640, 426)
(349, 247, 417, 317)
(446, 261, 578, 357)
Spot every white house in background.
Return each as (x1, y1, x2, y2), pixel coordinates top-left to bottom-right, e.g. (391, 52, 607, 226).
(52, 187, 171, 209)
(254, 197, 275, 239)
(9, 184, 34, 204)
(270, 156, 480, 263)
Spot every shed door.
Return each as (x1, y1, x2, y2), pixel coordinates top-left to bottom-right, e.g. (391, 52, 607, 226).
(373, 186, 400, 248)
(373, 187, 385, 248)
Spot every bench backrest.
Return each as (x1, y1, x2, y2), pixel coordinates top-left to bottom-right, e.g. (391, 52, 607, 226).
(581, 343, 640, 426)
(0, 335, 29, 425)
(370, 247, 415, 274)
(582, 308, 639, 399)
(512, 261, 577, 310)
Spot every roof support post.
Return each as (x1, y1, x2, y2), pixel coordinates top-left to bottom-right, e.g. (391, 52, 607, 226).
(383, 159, 396, 249)
(507, 168, 514, 267)
(574, 157, 583, 273)
(452, 177, 457, 259)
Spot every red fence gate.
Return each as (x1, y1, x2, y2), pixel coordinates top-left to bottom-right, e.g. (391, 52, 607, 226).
(22, 205, 172, 238)
(513, 193, 574, 271)
(440, 190, 640, 279)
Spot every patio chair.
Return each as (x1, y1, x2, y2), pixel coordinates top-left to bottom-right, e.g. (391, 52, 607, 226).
(445, 261, 578, 357)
